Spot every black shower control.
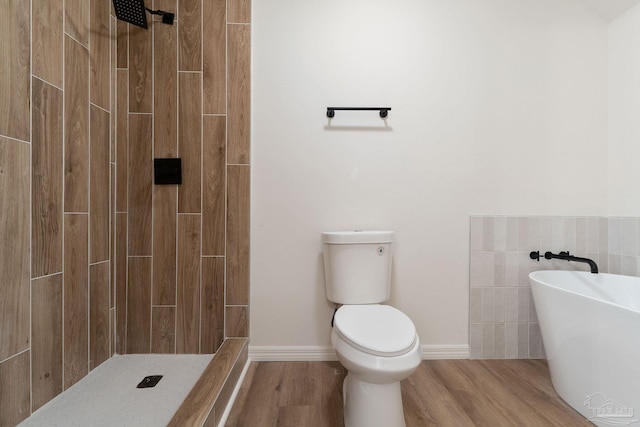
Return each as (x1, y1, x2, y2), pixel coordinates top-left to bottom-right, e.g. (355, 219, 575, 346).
(154, 158, 182, 185)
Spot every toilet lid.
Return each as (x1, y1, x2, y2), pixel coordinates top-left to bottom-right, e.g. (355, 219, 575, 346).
(333, 305, 417, 357)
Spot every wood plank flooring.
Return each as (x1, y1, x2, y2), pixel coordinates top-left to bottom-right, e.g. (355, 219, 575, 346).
(226, 360, 592, 427)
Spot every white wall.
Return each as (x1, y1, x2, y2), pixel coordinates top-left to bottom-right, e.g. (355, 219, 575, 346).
(609, 4, 640, 216)
(251, 0, 608, 352)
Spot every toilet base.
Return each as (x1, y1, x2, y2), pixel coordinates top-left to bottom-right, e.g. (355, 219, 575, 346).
(342, 373, 406, 427)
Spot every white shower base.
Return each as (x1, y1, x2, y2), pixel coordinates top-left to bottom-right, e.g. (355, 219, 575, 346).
(19, 354, 213, 427)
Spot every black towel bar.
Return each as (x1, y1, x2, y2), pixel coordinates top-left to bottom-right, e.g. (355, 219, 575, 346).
(326, 107, 391, 118)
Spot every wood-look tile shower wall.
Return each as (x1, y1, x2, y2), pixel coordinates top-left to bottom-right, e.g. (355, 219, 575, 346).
(0, 0, 115, 424)
(0, 0, 250, 424)
(115, 0, 251, 356)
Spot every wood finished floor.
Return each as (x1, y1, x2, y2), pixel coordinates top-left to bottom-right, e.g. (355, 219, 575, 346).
(226, 360, 592, 427)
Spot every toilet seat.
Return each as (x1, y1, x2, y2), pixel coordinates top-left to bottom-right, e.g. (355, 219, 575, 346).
(333, 305, 417, 357)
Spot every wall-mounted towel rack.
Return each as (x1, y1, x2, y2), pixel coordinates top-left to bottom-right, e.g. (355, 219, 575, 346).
(326, 107, 391, 118)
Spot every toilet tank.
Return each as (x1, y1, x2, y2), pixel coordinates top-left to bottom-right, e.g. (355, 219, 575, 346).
(322, 231, 394, 304)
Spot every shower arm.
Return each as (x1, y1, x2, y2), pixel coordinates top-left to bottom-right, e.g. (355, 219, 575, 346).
(145, 7, 175, 25)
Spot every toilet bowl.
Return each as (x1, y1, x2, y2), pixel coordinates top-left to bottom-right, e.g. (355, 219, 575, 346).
(322, 230, 420, 427)
(331, 304, 421, 427)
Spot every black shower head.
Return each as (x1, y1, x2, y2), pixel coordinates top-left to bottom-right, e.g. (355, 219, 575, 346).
(112, 0, 148, 29)
(112, 0, 175, 29)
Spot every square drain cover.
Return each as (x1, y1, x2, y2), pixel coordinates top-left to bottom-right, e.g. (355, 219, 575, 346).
(137, 375, 163, 388)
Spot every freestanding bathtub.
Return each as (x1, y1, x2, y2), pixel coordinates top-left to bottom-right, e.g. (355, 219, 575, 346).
(530, 270, 640, 427)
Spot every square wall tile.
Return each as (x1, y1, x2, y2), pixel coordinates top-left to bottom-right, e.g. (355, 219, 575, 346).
(469, 288, 482, 324)
(470, 252, 495, 287)
(517, 217, 529, 251)
(622, 218, 638, 256)
(609, 218, 623, 254)
(469, 324, 482, 359)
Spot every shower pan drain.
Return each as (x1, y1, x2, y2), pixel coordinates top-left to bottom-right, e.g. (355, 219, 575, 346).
(136, 375, 163, 388)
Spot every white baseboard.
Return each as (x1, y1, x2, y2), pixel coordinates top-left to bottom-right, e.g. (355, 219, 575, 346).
(249, 344, 470, 361)
(421, 344, 469, 360)
(249, 346, 338, 361)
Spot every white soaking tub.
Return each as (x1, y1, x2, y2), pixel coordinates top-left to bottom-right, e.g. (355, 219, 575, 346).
(530, 270, 640, 427)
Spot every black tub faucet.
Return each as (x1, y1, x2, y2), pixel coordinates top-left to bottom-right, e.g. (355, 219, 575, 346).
(529, 250, 599, 274)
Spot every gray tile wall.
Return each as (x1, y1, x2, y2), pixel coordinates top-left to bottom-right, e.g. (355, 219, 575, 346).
(469, 216, 609, 359)
(608, 217, 640, 276)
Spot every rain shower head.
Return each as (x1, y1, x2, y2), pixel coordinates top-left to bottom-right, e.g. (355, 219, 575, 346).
(112, 0, 175, 29)
(112, 0, 148, 29)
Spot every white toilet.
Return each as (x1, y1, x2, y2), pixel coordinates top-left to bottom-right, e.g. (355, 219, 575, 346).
(322, 230, 421, 427)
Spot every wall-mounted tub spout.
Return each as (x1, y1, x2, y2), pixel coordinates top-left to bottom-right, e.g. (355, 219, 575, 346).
(529, 250, 598, 274)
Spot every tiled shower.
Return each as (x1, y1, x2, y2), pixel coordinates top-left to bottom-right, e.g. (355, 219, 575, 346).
(469, 216, 640, 359)
(0, 0, 251, 425)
